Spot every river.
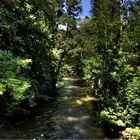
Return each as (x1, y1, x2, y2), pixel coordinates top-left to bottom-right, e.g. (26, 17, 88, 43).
(0, 77, 111, 139)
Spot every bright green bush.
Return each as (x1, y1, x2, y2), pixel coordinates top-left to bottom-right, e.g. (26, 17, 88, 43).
(0, 50, 36, 115)
(132, 127, 140, 140)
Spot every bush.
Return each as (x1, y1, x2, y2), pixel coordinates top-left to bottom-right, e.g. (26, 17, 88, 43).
(0, 50, 36, 115)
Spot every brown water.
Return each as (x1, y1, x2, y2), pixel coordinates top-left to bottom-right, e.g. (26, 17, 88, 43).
(0, 77, 110, 139)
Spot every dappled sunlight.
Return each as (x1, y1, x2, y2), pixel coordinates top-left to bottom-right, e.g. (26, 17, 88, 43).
(66, 116, 90, 123)
(61, 96, 69, 101)
(53, 78, 101, 138)
(64, 85, 80, 89)
(75, 99, 83, 105)
(74, 96, 99, 106)
(63, 86, 86, 92)
(62, 77, 79, 81)
(66, 117, 78, 122)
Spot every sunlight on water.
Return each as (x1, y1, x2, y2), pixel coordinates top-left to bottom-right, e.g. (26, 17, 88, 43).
(66, 116, 90, 123)
(66, 117, 78, 122)
(64, 85, 80, 89)
(62, 77, 80, 81)
(74, 96, 98, 105)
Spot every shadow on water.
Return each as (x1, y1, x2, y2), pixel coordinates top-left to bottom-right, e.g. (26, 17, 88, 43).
(0, 101, 58, 139)
(0, 77, 117, 139)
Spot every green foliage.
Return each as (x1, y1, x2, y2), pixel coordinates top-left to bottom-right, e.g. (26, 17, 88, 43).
(60, 64, 73, 77)
(0, 50, 36, 114)
(83, 56, 103, 81)
(1, 1, 139, 139)
(100, 108, 125, 127)
(0, 0, 82, 116)
(122, 127, 140, 140)
(76, 0, 140, 139)
(131, 127, 140, 140)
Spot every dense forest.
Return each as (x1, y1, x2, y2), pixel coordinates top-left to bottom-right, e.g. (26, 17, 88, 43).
(0, 0, 140, 139)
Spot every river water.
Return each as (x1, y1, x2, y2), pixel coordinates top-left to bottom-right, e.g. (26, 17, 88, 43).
(0, 77, 110, 139)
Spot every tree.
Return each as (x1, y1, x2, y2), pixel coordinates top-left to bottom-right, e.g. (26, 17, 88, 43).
(76, 0, 140, 138)
(0, 0, 82, 116)
(0, 0, 63, 114)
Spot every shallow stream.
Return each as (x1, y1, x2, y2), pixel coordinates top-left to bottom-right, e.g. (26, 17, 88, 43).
(0, 77, 111, 139)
